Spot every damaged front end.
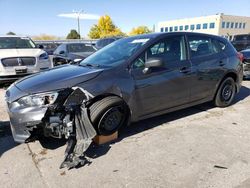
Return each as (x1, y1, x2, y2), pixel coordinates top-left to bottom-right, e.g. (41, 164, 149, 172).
(7, 86, 97, 169)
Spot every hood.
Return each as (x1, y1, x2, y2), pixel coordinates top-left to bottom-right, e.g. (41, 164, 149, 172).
(0, 49, 45, 58)
(70, 52, 94, 58)
(14, 64, 103, 94)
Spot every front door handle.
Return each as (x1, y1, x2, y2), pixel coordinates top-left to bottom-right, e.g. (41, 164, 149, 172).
(179, 67, 190, 73)
(219, 61, 225, 66)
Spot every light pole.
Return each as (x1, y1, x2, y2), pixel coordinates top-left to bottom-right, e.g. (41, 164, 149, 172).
(74, 10, 83, 39)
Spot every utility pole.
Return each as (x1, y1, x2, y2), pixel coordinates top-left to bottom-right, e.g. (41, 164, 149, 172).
(74, 10, 83, 39)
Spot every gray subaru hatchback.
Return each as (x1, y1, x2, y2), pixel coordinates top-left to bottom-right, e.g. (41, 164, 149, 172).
(5, 32, 243, 143)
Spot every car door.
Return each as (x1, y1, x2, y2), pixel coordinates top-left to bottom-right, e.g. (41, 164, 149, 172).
(187, 34, 228, 102)
(131, 35, 192, 117)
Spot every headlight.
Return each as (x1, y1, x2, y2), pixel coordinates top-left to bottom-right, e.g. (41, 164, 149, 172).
(39, 52, 49, 60)
(17, 92, 58, 107)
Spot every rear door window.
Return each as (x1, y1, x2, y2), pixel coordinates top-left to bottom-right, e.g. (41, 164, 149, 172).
(188, 35, 218, 58)
(212, 39, 226, 53)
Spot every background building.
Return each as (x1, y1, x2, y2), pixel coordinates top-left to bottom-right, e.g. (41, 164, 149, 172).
(158, 14, 250, 40)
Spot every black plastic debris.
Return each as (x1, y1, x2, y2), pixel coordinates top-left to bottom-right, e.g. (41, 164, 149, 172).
(60, 105, 96, 169)
(214, 165, 228, 169)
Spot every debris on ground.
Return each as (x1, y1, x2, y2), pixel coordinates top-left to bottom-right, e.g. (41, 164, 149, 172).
(214, 165, 228, 169)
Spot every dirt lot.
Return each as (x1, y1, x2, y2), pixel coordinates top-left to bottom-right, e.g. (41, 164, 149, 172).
(0, 81, 250, 188)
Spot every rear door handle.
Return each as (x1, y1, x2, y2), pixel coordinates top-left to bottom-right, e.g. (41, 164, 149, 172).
(179, 67, 190, 73)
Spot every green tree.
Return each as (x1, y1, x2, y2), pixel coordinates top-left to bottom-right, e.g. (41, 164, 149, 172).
(6, 31, 16, 35)
(66, 29, 80, 39)
(88, 25, 100, 39)
(88, 15, 125, 39)
(129, 26, 151, 36)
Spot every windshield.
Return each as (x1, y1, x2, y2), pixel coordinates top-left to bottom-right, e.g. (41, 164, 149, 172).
(80, 37, 151, 67)
(68, 43, 96, 53)
(0, 37, 36, 49)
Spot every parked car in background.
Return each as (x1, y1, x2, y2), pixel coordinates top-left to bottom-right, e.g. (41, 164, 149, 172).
(231, 34, 250, 51)
(53, 43, 97, 66)
(95, 37, 122, 50)
(241, 49, 250, 79)
(5, 32, 243, 143)
(0, 36, 52, 84)
(35, 42, 61, 55)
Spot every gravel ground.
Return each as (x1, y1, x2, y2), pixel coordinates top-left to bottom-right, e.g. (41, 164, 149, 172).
(0, 81, 250, 188)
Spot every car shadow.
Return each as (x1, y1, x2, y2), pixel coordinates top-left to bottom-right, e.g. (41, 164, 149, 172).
(84, 106, 208, 160)
(39, 137, 67, 150)
(233, 86, 250, 104)
(2, 84, 250, 166)
(85, 85, 250, 160)
(0, 121, 19, 157)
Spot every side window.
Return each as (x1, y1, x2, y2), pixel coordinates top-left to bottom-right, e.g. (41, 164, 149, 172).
(54, 45, 65, 54)
(188, 35, 218, 58)
(212, 39, 226, 53)
(133, 36, 186, 69)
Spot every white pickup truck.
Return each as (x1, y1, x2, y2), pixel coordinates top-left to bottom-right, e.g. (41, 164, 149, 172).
(0, 36, 53, 84)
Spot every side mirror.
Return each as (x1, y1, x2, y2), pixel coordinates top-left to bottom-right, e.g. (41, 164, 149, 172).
(70, 58, 82, 64)
(143, 57, 164, 74)
(59, 50, 65, 55)
(37, 44, 44, 49)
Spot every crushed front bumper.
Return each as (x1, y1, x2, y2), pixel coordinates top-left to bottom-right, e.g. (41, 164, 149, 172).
(8, 105, 48, 143)
(5, 84, 48, 143)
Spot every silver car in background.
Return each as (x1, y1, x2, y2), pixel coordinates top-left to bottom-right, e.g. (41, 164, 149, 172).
(0, 36, 53, 84)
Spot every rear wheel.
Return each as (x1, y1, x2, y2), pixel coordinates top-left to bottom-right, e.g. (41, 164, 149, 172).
(89, 96, 129, 135)
(214, 77, 236, 107)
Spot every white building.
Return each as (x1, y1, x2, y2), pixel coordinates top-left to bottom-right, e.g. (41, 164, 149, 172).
(158, 14, 250, 40)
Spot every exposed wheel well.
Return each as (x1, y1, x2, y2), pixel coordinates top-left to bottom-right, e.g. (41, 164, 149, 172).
(88, 93, 131, 117)
(224, 72, 237, 82)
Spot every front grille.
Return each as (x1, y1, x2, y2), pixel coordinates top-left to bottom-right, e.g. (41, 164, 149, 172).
(1, 57, 36, 67)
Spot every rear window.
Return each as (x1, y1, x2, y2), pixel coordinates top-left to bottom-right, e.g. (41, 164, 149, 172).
(68, 44, 96, 53)
(233, 35, 250, 41)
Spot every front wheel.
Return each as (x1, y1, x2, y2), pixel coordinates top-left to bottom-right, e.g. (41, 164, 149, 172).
(89, 96, 129, 135)
(214, 77, 236, 107)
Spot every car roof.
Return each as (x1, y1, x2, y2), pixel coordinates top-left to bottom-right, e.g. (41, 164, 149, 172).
(123, 32, 224, 41)
(0, 35, 30, 38)
(63, 42, 92, 45)
(241, 49, 250, 52)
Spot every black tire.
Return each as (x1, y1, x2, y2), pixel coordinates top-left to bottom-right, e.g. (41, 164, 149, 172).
(89, 96, 129, 135)
(214, 77, 236, 107)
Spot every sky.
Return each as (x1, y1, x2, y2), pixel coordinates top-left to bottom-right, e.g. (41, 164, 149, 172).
(0, 0, 250, 38)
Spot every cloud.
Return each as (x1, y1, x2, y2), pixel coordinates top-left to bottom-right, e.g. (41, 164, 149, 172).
(58, 13, 100, 20)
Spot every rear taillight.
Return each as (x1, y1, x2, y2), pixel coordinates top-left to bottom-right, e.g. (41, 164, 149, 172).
(237, 52, 244, 63)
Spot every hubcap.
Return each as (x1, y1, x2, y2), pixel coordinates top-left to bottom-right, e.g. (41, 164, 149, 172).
(99, 106, 125, 132)
(221, 83, 233, 101)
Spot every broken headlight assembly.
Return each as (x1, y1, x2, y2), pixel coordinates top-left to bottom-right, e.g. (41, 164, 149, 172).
(17, 92, 59, 107)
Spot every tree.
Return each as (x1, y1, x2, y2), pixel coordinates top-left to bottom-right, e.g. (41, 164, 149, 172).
(88, 25, 100, 39)
(129, 26, 151, 36)
(66, 29, 80, 39)
(6, 31, 16, 35)
(88, 15, 125, 39)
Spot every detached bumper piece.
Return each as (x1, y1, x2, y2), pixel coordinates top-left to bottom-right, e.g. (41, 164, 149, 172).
(60, 104, 96, 169)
